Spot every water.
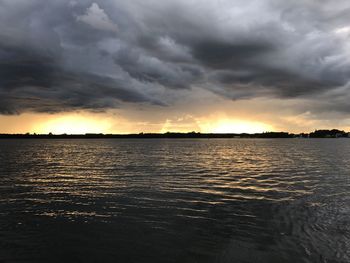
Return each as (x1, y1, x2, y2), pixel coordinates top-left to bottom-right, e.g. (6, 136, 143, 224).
(0, 139, 349, 263)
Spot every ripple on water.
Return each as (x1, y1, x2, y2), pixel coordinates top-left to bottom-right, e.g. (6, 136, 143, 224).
(0, 139, 349, 262)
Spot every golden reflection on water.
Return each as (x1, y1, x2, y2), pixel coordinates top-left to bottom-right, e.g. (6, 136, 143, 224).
(1, 139, 350, 262)
(14, 138, 323, 216)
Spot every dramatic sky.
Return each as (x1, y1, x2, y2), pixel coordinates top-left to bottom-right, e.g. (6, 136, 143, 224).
(1, 0, 350, 134)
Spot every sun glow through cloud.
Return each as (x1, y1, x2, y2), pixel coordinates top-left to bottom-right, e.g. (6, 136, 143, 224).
(37, 114, 112, 135)
(205, 119, 273, 134)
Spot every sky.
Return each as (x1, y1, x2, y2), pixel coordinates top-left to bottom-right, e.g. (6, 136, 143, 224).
(1, 0, 350, 134)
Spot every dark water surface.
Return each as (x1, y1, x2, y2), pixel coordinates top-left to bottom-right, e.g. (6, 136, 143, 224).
(0, 139, 349, 262)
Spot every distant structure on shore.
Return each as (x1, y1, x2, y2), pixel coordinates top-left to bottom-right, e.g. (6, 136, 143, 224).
(0, 130, 349, 139)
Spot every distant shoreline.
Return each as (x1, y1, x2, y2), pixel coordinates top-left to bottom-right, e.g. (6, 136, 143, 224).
(0, 130, 349, 139)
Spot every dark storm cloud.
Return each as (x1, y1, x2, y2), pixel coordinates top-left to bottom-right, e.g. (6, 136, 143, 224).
(0, 39, 159, 114)
(1, 0, 350, 114)
(191, 41, 275, 69)
(113, 46, 202, 89)
(210, 66, 343, 99)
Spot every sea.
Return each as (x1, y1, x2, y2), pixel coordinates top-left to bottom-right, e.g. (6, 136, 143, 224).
(0, 139, 349, 262)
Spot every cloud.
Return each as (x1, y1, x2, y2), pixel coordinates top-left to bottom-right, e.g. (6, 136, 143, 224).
(1, 0, 350, 118)
(113, 45, 202, 89)
(0, 40, 162, 114)
(77, 3, 118, 33)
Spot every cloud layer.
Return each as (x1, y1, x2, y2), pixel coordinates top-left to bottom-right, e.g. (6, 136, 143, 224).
(1, 0, 350, 115)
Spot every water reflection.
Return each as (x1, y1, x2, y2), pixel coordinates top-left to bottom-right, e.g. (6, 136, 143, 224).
(0, 139, 349, 262)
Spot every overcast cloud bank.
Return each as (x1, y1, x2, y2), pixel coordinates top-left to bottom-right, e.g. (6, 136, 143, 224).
(1, 0, 350, 115)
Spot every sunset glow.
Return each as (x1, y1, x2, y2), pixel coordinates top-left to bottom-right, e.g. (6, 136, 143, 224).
(37, 114, 112, 135)
(203, 119, 273, 134)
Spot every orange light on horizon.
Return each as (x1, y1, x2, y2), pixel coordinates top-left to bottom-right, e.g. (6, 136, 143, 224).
(36, 114, 112, 135)
(3, 112, 275, 135)
(201, 119, 274, 134)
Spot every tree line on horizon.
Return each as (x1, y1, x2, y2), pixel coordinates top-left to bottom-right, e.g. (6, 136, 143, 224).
(0, 129, 349, 139)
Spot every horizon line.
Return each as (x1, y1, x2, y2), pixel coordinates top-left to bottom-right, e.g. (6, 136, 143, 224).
(0, 129, 349, 138)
